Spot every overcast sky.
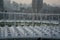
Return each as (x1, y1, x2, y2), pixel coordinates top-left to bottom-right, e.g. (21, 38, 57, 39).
(11, 0, 60, 6)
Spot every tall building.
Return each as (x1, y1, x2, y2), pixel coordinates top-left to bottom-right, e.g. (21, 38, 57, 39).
(32, 0, 43, 13)
(0, 0, 4, 11)
(4, 0, 11, 11)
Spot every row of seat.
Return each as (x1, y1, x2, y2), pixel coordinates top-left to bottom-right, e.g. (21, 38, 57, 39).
(0, 26, 60, 39)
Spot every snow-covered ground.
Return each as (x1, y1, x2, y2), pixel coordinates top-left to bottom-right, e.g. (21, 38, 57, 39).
(0, 20, 59, 24)
(0, 26, 60, 39)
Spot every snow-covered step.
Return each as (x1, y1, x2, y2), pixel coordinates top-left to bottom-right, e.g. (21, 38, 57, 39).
(29, 26, 41, 37)
(23, 27, 34, 37)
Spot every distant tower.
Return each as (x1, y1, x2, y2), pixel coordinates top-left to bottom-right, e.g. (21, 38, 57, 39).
(0, 0, 4, 12)
(32, 0, 43, 13)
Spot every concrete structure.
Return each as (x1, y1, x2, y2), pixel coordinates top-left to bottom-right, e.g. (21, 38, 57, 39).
(32, 0, 43, 13)
(0, 12, 60, 40)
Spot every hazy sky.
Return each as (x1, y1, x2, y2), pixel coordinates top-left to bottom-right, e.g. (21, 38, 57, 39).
(11, 0, 32, 4)
(11, 0, 60, 6)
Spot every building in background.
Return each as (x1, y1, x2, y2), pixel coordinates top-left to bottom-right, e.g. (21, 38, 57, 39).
(32, 0, 43, 13)
(0, 0, 4, 12)
(4, 0, 11, 12)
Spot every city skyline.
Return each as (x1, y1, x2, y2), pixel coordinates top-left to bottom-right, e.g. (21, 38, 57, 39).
(11, 0, 60, 4)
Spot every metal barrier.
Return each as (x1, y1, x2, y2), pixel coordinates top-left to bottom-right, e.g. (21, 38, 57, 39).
(0, 12, 60, 25)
